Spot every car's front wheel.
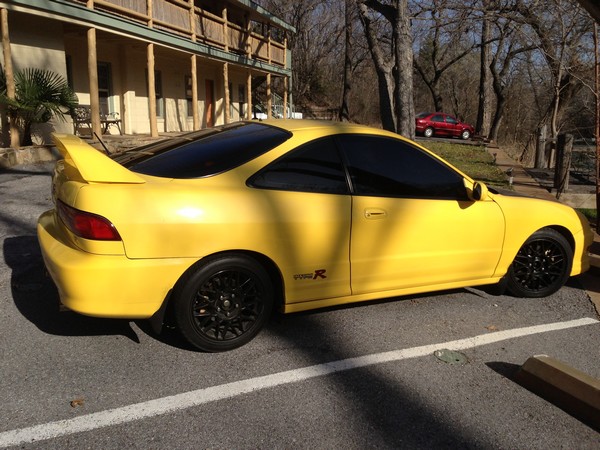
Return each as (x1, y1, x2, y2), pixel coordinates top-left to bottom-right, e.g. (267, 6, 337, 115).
(173, 254, 273, 352)
(505, 228, 573, 298)
(461, 129, 471, 140)
(424, 127, 434, 138)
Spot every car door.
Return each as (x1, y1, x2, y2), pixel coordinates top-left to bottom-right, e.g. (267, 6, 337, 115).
(248, 136, 352, 304)
(336, 134, 505, 295)
(444, 115, 460, 137)
(430, 114, 447, 136)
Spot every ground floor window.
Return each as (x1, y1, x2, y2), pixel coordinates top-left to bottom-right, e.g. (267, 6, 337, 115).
(185, 75, 193, 117)
(97, 62, 112, 115)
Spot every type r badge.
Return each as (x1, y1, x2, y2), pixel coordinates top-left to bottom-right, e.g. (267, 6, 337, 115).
(294, 269, 327, 281)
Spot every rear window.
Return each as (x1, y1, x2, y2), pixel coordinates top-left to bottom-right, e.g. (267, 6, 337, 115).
(126, 123, 291, 178)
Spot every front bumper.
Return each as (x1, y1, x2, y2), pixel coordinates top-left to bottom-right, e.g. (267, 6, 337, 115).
(37, 210, 195, 318)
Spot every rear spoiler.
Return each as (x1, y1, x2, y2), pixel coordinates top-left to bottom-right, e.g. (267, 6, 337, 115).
(52, 133, 145, 184)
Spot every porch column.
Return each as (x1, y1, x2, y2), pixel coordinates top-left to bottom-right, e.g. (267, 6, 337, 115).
(147, 43, 158, 137)
(266, 73, 272, 119)
(191, 55, 199, 130)
(283, 35, 289, 119)
(223, 62, 230, 124)
(189, 1, 199, 130)
(87, 28, 102, 137)
(246, 70, 252, 120)
(1, 8, 19, 147)
(222, 7, 229, 52)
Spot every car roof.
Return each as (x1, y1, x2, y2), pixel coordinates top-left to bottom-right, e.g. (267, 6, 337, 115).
(253, 119, 401, 138)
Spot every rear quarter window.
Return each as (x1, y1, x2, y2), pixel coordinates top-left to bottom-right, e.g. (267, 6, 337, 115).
(126, 123, 291, 178)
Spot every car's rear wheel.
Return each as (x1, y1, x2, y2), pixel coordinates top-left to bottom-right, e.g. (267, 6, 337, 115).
(173, 254, 273, 352)
(424, 127, 434, 138)
(461, 130, 471, 140)
(505, 228, 572, 298)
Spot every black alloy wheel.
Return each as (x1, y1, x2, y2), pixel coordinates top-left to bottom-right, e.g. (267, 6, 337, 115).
(506, 228, 573, 298)
(173, 255, 273, 352)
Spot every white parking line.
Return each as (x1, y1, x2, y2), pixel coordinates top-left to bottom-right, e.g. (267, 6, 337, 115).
(1, 317, 598, 447)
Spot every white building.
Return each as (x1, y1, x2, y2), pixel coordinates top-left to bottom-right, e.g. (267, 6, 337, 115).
(0, 0, 295, 143)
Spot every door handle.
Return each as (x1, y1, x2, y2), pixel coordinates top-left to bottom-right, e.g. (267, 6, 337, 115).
(364, 208, 387, 219)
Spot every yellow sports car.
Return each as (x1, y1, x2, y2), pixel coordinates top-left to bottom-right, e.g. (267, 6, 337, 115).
(37, 120, 592, 351)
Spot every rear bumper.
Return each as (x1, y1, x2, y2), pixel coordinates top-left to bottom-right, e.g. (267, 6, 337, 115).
(37, 210, 195, 319)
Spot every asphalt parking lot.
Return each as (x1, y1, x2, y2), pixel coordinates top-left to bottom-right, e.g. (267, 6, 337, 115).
(1, 162, 599, 449)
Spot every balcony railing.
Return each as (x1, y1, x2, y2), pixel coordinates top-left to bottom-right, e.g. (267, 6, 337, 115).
(71, 0, 287, 67)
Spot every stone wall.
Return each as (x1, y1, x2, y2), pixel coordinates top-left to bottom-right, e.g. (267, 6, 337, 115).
(0, 146, 59, 169)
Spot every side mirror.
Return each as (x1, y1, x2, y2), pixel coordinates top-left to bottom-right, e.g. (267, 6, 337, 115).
(470, 181, 489, 201)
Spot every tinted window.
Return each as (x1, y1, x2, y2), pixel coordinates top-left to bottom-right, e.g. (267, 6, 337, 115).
(337, 135, 467, 200)
(248, 137, 349, 194)
(446, 116, 458, 124)
(431, 115, 445, 122)
(127, 123, 291, 178)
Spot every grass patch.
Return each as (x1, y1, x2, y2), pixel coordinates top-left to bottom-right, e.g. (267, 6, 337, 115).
(577, 208, 597, 224)
(420, 140, 509, 189)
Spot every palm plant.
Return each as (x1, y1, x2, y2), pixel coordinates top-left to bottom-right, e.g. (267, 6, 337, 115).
(0, 67, 78, 146)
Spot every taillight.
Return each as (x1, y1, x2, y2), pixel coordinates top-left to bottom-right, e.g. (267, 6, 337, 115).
(57, 200, 122, 241)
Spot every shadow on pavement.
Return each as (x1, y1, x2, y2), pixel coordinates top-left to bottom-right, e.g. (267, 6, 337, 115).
(4, 235, 141, 343)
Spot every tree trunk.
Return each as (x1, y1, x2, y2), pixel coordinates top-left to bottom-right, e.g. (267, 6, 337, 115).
(393, 0, 415, 139)
(358, 1, 397, 131)
(488, 93, 505, 143)
(339, 0, 352, 122)
(21, 121, 33, 146)
(475, 1, 492, 138)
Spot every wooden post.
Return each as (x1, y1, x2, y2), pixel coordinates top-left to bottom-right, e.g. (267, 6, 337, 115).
(245, 15, 252, 59)
(147, 43, 158, 137)
(554, 133, 573, 199)
(266, 73, 272, 119)
(189, 1, 199, 130)
(535, 125, 547, 168)
(222, 7, 228, 52)
(1, 8, 19, 147)
(87, 27, 102, 138)
(191, 55, 199, 130)
(223, 62, 230, 124)
(246, 70, 252, 120)
(283, 76, 288, 119)
(267, 25, 271, 64)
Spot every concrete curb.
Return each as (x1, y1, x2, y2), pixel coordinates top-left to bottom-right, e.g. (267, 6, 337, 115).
(514, 355, 600, 431)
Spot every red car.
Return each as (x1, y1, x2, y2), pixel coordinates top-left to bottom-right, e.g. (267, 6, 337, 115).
(416, 112, 475, 140)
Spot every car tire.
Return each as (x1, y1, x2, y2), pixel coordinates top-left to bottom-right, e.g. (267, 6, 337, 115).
(424, 127, 434, 138)
(173, 254, 273, 352)
(461, 130, 471, 140)
(505, 228, 573, 298)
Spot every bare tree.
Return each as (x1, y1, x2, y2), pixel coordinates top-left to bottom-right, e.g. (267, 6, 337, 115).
(339, 0, 354, 121)
(487, 19, 537, 142)
(412, 1, 479, 113)
(357, 0, 415, 137)
(258, 0, 345, 108)
(475, 0, 493, 137)
(500, 0, 593, 160)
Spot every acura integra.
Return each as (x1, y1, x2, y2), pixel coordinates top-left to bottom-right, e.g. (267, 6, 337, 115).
(37, 120, 592, 351)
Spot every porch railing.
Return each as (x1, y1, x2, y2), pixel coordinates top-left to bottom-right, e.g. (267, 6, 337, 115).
(70, 0, 287, 67)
